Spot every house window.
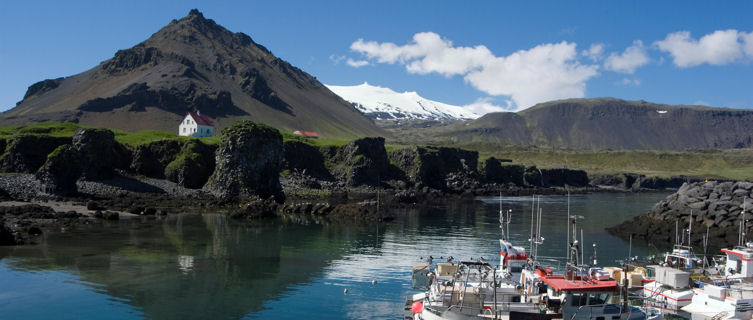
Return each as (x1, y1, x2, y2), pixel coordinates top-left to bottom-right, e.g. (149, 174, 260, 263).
(183, 128, 186, 133)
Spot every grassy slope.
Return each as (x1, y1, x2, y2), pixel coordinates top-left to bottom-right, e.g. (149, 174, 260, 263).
(0, 122, 219, 146)
(475, 146, 753, 180)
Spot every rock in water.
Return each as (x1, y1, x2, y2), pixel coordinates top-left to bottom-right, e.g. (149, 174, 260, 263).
(205, 120, 284, 201)
(36, 145, 81, 196)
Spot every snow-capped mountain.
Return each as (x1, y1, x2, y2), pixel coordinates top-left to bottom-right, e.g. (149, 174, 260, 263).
(326, 82, 480, 120)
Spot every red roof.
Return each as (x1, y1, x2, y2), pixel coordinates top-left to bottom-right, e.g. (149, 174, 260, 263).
(294, 130, 319, 138)
(541, 276, 619, 292)
(188, 112, 213, 126)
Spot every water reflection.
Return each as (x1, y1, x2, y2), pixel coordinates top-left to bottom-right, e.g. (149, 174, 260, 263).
(0, 192, 670, 319)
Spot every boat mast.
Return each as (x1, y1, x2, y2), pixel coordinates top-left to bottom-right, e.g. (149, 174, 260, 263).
(566, 192, 570, 262)
(530, 194, 535, 257)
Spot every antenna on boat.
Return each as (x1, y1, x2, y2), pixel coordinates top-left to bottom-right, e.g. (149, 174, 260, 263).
(581, 229, 585, 268)
(689, 210, 693, 247)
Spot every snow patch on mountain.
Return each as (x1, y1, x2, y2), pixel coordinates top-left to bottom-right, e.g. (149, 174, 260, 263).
(326, 82, 481, 120)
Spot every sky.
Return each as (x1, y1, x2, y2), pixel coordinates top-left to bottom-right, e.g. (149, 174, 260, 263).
(1, 1, 752, 113)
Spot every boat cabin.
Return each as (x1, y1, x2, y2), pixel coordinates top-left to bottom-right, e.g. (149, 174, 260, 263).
(542, 276, 644, 320)
(722, 245, 753, 278)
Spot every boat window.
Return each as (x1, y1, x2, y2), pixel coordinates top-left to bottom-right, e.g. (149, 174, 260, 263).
(588, 293, 609, 305)
(570, 293, 587, 307)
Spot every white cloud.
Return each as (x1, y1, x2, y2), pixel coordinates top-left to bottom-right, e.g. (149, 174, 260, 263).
(615, 78, 641, 86)
(350, 32, 599, 110)
(604, 40, 650, 74)
(654, 29, 752, 67)
(463, 97, 513, 115)
(582, 43, 604, 62)
(329, 55, 346, 65)
(345, 58, 369, 68)
(351, 32, 494, 77)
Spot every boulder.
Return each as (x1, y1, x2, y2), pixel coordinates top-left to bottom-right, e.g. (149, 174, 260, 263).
(164, 140, 215, 189)
(36, 145, 81, 196)
(204, 120, 284, 201)
(72, 128, 129, 180)
(0, 135, 71, 173)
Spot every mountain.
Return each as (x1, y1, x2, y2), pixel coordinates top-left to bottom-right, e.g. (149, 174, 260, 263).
(1, 9, 384, 138)
(326, 82, 479, 120)
(401, 98, 753, 150)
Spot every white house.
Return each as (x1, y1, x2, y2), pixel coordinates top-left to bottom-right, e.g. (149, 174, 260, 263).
(178, 111, 214, 137)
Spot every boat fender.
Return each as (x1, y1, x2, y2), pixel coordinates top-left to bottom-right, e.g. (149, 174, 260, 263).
(411, 301, 423, 314)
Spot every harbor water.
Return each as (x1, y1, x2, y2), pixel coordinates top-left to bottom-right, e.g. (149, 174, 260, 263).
(0, 192, 671, 319)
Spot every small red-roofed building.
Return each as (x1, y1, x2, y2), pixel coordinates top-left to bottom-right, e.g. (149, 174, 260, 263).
(293, 130, 319, 138)
(179, 111, 215, 137)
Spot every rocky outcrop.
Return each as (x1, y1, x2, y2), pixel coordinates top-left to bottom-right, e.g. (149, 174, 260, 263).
(36, 145, 81, 196)
(130, 140, 183, 178)
(72, 128, 129, 180)
(0, 135, 71, 173)
(609, 180, 753, 249)
(590, 173, 693, 191)
(388, 146, 478, 191)
(647, 181, 753, 227)
(540, 168, 589, 187)
(281, 141, 332, 180)
(336, 137, 390, 186)
(205, 120, 284, 201)
(164, 140, 215, 189)
(480, 158, 524, 185)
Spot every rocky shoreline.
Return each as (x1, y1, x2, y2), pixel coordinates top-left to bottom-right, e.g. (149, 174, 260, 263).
(0, 121, 707, 246)
(607, 180, 753, 250)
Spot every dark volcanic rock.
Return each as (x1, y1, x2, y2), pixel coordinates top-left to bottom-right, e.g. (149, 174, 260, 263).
(338, 137, 390, 186)
(23, 77, 64, 100)
(164, 140, 215, 189)
(72, 128, 128, 180)
(0, 135, 71, 173)
(205, 120, 284, 201)
(540, 168, 589, 187)
(281, 141, 332, 180)
(388, 146, 478, 191)
(609, 180, 753, 249)
(130, 140, 183, 178)
(480, 158, 524, 185)
(36, 144, 81, 196)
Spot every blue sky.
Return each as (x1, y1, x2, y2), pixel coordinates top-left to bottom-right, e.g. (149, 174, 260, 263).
(1, 1, 751, 112)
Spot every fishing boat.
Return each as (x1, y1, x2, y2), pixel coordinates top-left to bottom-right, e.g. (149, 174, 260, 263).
(682, 203, 753, 320)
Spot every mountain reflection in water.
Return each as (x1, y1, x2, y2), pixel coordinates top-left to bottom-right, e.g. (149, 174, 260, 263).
(0, 192, 670, 319)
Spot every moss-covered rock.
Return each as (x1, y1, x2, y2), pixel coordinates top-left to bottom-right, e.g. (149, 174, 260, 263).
(205, 120, 284, 201)
(164, 140, 215, 189)
(337, 137, 390, 186)
(388, 146, 478, 190)
(72, 128, 129, 180)
(0, 135, 71, 173)
(129, 140, 183, 178)
(36, 144, 81, 196)
(281, 141, 332, 180)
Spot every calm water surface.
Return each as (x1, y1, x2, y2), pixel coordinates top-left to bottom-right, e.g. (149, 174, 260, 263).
(0, 192, 670, 319)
